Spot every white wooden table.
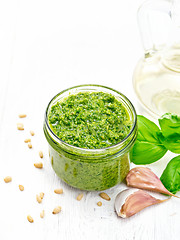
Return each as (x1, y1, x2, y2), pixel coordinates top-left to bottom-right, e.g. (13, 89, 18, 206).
(0, 0, 179, 239)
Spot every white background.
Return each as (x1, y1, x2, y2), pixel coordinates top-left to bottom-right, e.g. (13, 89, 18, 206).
(0, 0, 180, 239)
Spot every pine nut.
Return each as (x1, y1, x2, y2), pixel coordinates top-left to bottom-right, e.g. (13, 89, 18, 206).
(30, 130, 35, 136)
(19, 185, 24, 191)
(24, 138, 31, 143)
(39, 192, 44, 199)
(99, 192, 111, 201)
(28, 143, 32, 149)
(97, 201, 102, 206)
(4, 176, 12, 183)
(76, 193, 83, 201)
(19, 114, 27, 118)
(17, 123, 24, 130)
(36, 194, 42, 203)
(39, 151, 43, 158)
(34, 162, 43, 169)
(40, 210, 45, 218)
(52, 206, 61, 214)
(54, 188, 63, 194)
(27, 215, 34, 223)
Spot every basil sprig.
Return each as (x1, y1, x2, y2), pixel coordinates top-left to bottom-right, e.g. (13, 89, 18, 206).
(130, 113, 180, 194)
(130, 115, 167, 164)
(160, 155, 180, 194)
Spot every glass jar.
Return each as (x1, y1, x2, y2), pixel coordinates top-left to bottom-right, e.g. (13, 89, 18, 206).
(43, 84, 137, 191)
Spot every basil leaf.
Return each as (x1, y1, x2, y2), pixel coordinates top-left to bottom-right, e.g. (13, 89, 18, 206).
(159, 113, 180, 138)
(130, 115, 167, 164)
(158, 132, 180, 154)
(158, 113, 180, 153)
(160, 155, 180, 194)
(137, 115, 161, 142)
(130, 141, 167, 164)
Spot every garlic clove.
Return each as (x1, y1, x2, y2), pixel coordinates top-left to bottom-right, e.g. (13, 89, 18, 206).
(115, 188, 138, 218)
(126, 167, 179, 198)
(115, 188, 169, 218)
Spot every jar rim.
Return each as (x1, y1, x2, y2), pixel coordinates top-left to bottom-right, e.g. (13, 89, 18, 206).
(44, 84, 137, 156)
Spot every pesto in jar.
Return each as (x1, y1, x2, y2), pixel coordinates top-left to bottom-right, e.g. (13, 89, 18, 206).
(48, 91, 132, 149)
(44, 86, 137, 191)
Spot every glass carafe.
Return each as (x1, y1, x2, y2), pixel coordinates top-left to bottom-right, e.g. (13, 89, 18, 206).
(133, 0, 180, 117)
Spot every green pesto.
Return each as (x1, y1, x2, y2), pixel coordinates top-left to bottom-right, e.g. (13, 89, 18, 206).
(48, 91, 132, 149)
(48, 144, 130, 191)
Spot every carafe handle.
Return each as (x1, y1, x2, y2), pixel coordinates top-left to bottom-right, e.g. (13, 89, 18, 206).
(138, 0, 172, 57)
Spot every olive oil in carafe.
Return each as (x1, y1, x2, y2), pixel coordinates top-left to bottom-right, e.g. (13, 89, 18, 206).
(133, 49, 180, 116)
